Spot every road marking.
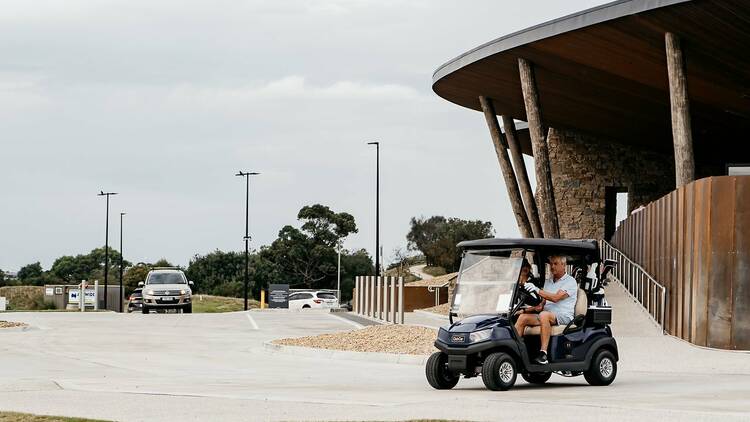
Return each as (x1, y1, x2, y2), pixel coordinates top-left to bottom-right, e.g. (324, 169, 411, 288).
(328, 313, 363, 329)
(245, 313, 259, 330)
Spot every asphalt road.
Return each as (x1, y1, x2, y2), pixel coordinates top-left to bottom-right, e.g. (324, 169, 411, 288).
(1, 306, 749, 422)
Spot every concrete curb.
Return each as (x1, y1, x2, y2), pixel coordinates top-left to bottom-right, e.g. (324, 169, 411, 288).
(263, 340, 430, 366)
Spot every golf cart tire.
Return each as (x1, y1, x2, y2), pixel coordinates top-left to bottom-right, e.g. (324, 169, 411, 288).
(141, 305, 149, 314)
(521, 371, 552, 385)
(481, 352, 517, 391)
(184, 304, 192, 313)
(584, 349, 617, 386)
(425, 352, 459, 390)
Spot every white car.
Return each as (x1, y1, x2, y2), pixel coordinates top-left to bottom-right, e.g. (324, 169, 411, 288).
(288, 291, 339, 310)
(139, 268, 194, 313)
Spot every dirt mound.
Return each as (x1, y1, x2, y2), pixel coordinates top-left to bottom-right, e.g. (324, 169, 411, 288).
(419, 302, 449, 316)
(274, 324, 438, 355)
(0, 321, 28, 329)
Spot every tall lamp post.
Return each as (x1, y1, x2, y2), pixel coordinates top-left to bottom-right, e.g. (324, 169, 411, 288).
(119, 212, 126, 313)
(336, 241, 342, 301)
(98, 191, 117, 310)
(235, 171, 260, 311)
(367, 141, 380, 277)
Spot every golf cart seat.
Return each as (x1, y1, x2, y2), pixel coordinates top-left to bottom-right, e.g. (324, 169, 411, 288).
(524, 289, 587, 336)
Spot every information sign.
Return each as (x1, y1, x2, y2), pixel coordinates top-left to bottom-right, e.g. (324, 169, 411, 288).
(268, 284, 289, 308)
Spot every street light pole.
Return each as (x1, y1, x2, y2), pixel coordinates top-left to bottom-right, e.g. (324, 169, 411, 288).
(337, 242, 342, 301)
(98, 191, 117, 310)
(119, 212, 126, 313)
(235, 171, 260, 311)
(367, 141, 380, 277)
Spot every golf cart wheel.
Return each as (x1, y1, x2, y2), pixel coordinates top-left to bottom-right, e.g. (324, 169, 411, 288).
(141, 305, 149, 314)
(481, 352, 517, 391)
(521, 372, 552, 385)
(184, 304, 192, 313)
(425, 352, 459, 390)
(584, 349, 617, 386)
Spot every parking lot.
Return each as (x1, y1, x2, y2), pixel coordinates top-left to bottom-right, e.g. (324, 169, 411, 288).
(1, 302, 749, 422)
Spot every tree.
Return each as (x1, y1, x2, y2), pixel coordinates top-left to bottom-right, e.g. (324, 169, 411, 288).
(339, 248, 374, 302)
(49, 247, 131, 284)
(123, 263, 151, 295)
(258, 204, 359, 289)
(185, 250, 245, 296)
(152, 258, 174, 268)
(17, 262, 45, 285)
(407, 216, 494, 272)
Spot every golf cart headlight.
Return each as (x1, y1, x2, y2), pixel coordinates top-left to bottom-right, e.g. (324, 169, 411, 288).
(146, 289, 154, 295)
(470, 329, 493, 343)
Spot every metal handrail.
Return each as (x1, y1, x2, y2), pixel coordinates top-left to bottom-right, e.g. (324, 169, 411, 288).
(600, 240, 667, 333)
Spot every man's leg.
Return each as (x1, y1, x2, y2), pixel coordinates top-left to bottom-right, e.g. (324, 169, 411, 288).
(539, 311, 557, 355)
(514, 313, 540, 337)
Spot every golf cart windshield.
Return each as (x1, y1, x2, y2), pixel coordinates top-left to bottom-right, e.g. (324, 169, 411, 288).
(451, 250, 522, 317)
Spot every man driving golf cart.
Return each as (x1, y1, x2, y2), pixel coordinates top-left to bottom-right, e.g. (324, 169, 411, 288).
(427, 238, 618, 391)
(514, 255, 578, 365)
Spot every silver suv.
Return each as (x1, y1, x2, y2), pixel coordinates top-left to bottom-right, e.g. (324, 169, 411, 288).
(139, 268, 194, 314)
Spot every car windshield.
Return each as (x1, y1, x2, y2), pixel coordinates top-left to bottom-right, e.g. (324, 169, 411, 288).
(451, 250, 522, 317)
(147, 273, 186, 285)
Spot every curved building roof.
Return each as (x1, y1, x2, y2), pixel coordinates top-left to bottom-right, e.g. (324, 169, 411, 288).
(432, 0, 750, 163)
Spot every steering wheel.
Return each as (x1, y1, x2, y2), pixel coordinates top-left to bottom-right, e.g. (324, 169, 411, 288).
(516, 280, 542, 307)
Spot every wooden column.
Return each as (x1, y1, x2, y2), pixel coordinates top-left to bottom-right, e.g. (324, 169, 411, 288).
(502, 115, 543, 238)
(518, 58, 560, 238)
(665, 32, 695, 187)
(479, 96, 533, 238)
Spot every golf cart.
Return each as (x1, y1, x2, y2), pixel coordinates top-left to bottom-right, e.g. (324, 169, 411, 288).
(426, 238, 618, 391)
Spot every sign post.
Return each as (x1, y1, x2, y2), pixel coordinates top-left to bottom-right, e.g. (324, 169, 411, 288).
(80, 280, 87, 312)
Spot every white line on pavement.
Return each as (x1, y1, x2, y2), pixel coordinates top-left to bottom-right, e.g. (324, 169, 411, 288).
(245, 313, 259, 330)
(328, 313, 363, 329)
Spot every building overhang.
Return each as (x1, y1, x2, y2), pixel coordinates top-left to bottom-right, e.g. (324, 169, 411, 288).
(432, 0, 750, 162)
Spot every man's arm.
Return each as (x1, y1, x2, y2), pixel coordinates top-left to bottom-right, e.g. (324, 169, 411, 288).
(524, 283, 568, 303)
(537, 289, 569, 303)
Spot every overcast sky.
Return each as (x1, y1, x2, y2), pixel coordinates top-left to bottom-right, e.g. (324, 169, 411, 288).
(0, 0, 610, 271)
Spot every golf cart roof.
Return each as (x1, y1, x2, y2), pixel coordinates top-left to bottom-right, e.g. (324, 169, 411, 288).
(457, 238, 599, 254)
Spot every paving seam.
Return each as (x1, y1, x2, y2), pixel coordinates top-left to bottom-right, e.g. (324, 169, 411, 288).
(327, 313, 364, 329)
(331, 312, 382, 326)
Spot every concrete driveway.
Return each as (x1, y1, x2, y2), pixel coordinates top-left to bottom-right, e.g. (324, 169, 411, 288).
(1, 304, 749, 421)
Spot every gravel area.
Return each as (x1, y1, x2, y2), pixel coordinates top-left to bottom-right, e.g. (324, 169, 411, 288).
(419, 303, 449, 316)
(273, 325, 438, 355)
(0, 321, 28, 329)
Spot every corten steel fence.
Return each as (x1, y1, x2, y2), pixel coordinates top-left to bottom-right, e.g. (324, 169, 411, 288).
(354, 276, 404, 324)
(611, 176, 750, 350)
(601, 240, 667, 332)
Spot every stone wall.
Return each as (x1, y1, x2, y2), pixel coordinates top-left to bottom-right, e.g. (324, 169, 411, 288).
(547, 129, 675, 239)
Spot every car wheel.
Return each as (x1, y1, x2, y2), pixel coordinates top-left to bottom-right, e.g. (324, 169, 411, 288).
(584, 349, 617, 386)
(481, 352, 517, 391)
(425, 352, 459, 390)
(141, 305, 149, 314)
(521, 371, 552, 384)
(302, 305, 311, 309)
(184, 304, 192, 313)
